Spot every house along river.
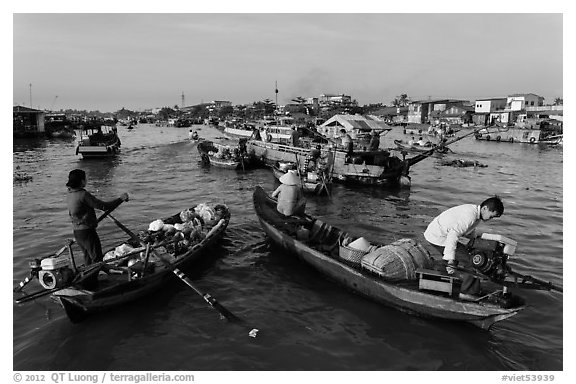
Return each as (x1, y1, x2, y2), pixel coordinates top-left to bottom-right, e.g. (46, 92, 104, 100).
(12, 123, 563, 371)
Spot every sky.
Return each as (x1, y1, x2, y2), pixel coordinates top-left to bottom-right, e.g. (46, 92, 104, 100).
(11, 11, 564, 113)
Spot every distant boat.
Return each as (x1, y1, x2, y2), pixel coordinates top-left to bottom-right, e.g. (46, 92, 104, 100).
(223, 120, 257, 139)
(44, 113, 75, 139)
(394, 139, 450, 154)
(197, 138, 256, 170)
(475, 121, 563, 144)
(75, 124, 121, 158)
(247, 139, 410, 187)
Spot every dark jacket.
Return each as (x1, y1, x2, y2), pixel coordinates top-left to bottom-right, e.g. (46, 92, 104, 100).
(67, 188, 122, 230)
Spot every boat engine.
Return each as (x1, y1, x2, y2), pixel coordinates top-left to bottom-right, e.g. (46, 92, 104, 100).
(34, 256, 75, 290)
(466, 234, 517, 283)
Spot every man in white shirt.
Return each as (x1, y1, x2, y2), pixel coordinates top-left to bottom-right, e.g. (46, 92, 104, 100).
(423, 196, 504, 297)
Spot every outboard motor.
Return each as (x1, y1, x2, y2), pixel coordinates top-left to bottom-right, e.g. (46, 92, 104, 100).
(466, 234, 517, 283)
(36, 257, 75, 290)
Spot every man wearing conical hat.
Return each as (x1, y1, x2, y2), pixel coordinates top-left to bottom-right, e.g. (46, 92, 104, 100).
(271, 170, 306, 216)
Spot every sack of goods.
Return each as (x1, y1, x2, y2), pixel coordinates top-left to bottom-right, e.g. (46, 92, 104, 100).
(361, 238, 434, 281)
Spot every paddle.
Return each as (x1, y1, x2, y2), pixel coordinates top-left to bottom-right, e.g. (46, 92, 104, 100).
(106, 213, 243, 323)
(13, 201, 125, 293)
(294, 153, 305, 194)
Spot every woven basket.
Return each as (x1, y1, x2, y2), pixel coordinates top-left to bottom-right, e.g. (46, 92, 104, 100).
(361, 238, 432, 281)
(339, 244, 368, 265)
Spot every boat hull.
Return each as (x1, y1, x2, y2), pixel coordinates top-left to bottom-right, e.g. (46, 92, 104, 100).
(247, 140, 407, 186)
(253, 186, 524, 330)
(76, 143, 121, 158)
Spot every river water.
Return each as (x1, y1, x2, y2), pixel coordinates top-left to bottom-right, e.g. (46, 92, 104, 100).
(12, 124, 563, 372)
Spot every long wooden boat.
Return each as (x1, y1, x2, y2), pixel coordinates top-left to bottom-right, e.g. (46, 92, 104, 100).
(253, 186, 525, 330)
(16, 203, 230, 322)
(474, 125, 563, 144)
(74, 125, 121, 158)
(197, 138, 256, 170)
(394, 139, 450, 154)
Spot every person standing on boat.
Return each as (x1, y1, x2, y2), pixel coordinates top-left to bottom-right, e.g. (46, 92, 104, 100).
(66, 169, 129, 266)
(422, 196, 504, 298)
(290, 126, 301, 147)
(305, 145, 323, 172)
(252, 127, 262, 141)
(271, 170, 306, 216)
(369, 130, 380, 151)
(339, 129, 354, 156)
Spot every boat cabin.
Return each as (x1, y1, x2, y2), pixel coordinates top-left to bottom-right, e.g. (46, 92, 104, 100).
(75, 125, 118, 146)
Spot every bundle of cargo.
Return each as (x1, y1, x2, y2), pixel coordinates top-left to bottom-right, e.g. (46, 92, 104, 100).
(136, 203, 228, 256)
(361, 238, 433, 281)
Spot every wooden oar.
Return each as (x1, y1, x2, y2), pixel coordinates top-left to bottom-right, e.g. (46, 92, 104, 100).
(107, 213, 243, 323)
(13, 201, 124, 293)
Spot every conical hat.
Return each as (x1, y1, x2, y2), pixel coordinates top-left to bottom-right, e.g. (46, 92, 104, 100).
(279, 170, 300, 186)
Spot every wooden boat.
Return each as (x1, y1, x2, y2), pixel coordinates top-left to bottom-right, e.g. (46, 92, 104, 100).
(252, 186, 526, 330)
(271, 163, 331, 195)
(45, 113, 76, 139)
(197, 138, 256, 170)
(474, 122, 563, 144)
(74, 125, 121, 158)
(247, 140, 411, 186)
(394, 139, 450, 154)
(15, 203, 231, 322)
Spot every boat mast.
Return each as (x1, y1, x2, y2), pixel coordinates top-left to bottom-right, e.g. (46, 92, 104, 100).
(275, 81, 278, 116)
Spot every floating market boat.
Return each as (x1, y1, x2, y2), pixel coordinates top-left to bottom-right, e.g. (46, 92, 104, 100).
(14, 203, 231, 323)
(394, 139, 450, 154)
(474, 120, 563, 144)
(74, 124, 121, 158)
(247, 140, 411, 186)
(253, 186, 530, 330)
(44, 113, 76, 139)
(197, 138, 256, 170)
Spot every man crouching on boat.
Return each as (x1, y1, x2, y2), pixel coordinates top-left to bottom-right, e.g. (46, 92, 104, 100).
(271, 170, 306, 216)
(422, 196, 504, 300)
(66, 169, 129, 270)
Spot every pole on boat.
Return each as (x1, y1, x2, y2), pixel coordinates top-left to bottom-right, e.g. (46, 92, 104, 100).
(106, 213, 246, 324)
(406, 128, 483, 167)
